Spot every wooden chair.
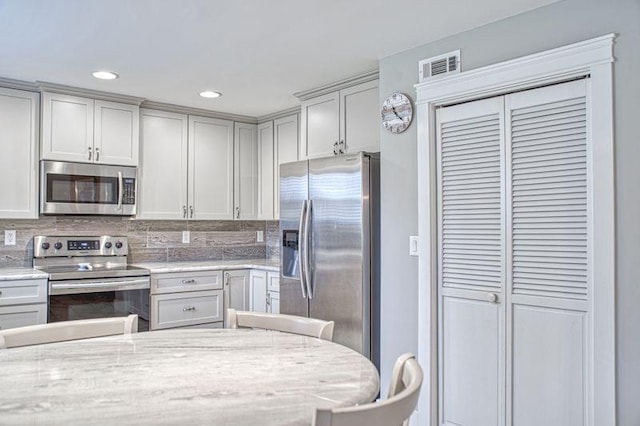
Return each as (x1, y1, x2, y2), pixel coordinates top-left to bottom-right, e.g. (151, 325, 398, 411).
(226, 309, 334, 341)
(313, 353, 423, 426)
(0, 314, 138, 349)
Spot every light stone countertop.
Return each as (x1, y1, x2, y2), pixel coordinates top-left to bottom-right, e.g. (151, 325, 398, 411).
(0, 328, 379, 426)
(0, 267, 49, 281)
(134, 258, 279, 274)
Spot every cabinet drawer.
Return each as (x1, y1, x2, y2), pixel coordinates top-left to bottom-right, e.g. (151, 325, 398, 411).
(0, 304, 47, 330)
(267, 272, 280, 292)
(151, 271, 223, 294)
(151, 290, 223, 330)
(0, 279, 47, 306)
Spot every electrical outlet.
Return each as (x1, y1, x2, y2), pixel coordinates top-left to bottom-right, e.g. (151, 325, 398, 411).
(182, 231, 190, 244)
(256, 230, 264, 243)
(409, 236, 419, 256)
(4, 230, 16, 246)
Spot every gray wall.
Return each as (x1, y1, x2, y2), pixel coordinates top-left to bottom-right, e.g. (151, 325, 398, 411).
(378, 0, 639, 423)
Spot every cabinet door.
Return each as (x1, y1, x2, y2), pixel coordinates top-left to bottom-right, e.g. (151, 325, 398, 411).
(257, 122, 274, 220)
(189, 116, 234, 220)
(273, 114, 299, 219)
(250, 270, 267, 313)
(138, 109, 188, 220)
(339, 80, 379, 154)
(0, 304, 47, 330)
(234, 123, 259, 220)
(94, 100, 139, 166)
(268, 291, 280, 314)
(0, 88, 39, 219)
(42, 92, 94, 163)
(300, 92, 339, 160)
(224, 270, 250, 315)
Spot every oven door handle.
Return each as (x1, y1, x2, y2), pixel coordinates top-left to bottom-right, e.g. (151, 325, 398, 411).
(49, 278, 150, 295)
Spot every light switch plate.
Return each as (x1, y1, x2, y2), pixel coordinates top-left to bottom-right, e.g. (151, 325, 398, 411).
(4, 230, 16, 246)
(182, 231, 190, 244)
(256, 230, 264, 243)
(409, 236, 419, 256)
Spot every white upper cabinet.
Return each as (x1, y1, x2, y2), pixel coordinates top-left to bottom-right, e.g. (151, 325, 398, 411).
(0, 87, 39, 219)
(138, 109, 188, 220)
(93, 100, 139, 166)
(257, 121, 274, 220)
(300, 80, 378, 160)
(234, 122, 258, 220)
(138, 111, 234, 220)
(273, 114, 299, 219)
(190, 116, 234, 220)
(41, 92, 139, 166)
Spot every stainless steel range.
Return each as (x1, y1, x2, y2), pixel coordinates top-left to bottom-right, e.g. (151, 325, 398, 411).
(33, 236, 150, 332)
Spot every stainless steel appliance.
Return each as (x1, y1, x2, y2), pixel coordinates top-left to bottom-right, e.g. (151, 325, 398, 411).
(280, 152, 379, 365)
(40, 160, 137, 215)
(33, 236, 150, 331)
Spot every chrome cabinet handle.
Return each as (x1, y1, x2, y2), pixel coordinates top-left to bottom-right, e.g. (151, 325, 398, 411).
(182, 306, 196, 312)
(235, 207, 240, 219)
(88, 146, 92, 160)
(338, 140, 345, 154)
(183, 205, 187, 218)
(181, 279, 196, 284)
(333, 141, 338, 156)
(95, 147, 100, 161)
(190, 205, 194, 218)
(224, 272, 230, 286)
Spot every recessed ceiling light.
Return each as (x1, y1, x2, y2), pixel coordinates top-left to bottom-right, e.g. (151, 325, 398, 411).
(199, 90, 222, 98)
(92, 71, 119, 80)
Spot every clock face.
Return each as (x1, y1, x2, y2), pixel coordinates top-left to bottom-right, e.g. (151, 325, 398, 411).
(381, 92, 413, 134)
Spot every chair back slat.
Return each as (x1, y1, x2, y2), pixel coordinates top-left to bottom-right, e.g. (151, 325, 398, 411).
(227, 309, 334, 341)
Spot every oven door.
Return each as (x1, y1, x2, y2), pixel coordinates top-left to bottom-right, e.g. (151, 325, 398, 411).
(48, 277, 150, 332)
(40, 160, 137, 215)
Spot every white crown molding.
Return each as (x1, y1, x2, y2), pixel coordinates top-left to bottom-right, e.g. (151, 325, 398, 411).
(257, 106, 301, 123)
(140, 100, 257, 124)
(415, 33, 615, 104)
(36, 81, 146, 105)
(294, 69, 378, 101)
(0, 76, 39, 92)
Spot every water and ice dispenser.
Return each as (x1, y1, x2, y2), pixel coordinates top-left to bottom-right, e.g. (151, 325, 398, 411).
(281, 230, 299, 279)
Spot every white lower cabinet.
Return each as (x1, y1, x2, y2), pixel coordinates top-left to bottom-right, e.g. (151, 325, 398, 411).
(224, 269, 250, 312)
(266, 272, 280, 314)
(250, 270, 267, 313)
(150, 271, 224, 330)
(0, 279, 48, 330)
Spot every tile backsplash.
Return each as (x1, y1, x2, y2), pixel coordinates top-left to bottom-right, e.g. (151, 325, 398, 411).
(0, 217, 280, 268)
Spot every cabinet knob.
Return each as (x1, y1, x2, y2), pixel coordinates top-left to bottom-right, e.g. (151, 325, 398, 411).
(486, 293, 499, 303)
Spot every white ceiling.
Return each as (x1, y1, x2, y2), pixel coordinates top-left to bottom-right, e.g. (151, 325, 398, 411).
(0, 0, 557, 117)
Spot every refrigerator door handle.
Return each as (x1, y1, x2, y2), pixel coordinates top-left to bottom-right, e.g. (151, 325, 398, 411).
(304, 199, 313, 299)
(298, 200, 308, 299)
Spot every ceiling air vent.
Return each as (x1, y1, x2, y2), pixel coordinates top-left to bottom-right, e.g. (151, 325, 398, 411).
(418, 50, 461, 82)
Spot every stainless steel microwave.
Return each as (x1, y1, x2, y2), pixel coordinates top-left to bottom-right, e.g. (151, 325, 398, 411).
(40, 161, 137, 215)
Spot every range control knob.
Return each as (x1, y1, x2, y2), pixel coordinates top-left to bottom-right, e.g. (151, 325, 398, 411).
(115, 241, 123, 249)
(41, 242, 50, 250)
(104, 242, 113, 249)
(54, 242, 63, 250)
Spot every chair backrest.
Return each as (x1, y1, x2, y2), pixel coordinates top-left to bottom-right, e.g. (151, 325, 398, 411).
(0, 314, 138, 349)
(313, 353, 423, 426)
(226, 309, 334, 341)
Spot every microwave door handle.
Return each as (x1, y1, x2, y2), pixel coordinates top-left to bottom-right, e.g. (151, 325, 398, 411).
(117, 171, 123, 211)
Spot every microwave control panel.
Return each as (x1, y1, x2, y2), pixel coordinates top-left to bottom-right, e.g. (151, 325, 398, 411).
(122, 178, 136, 205)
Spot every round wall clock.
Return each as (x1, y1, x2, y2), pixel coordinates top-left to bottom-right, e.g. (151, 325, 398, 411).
(381, 92, 413, 134)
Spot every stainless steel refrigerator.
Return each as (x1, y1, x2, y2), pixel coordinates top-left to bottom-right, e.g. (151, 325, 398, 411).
(279, 152, 379, 366)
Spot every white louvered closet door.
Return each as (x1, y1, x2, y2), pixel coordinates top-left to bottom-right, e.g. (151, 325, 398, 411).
(506, 79, 589, 426)
(436, 79, 591, 426)
(436, 96, 506, 426)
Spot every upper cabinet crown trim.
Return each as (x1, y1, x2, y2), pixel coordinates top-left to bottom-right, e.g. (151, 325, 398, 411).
(294, 69, 379, 101)
(0, 77, 39, 92)
(257, 106, 301, 124)
(37, 81, 145, 105)
(142, 100, 257, 124)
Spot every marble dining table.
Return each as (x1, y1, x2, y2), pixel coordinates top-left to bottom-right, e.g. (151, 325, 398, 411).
(0, 328, 380, 425)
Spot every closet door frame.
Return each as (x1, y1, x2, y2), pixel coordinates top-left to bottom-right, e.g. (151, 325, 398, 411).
(415, 34, 615, 426)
